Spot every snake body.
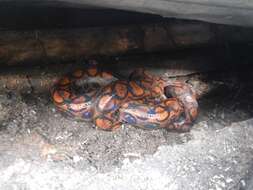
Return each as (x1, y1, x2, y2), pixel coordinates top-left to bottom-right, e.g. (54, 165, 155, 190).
(51, 61, 198, 132)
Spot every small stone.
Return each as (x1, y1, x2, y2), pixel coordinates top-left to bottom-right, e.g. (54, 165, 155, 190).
(41, 144, 57, 158)
(226, 178, 233, 183)
(240, 180, 246, 187)
(73, 155, 82, 163)
(30, 110, 36, 115)
(208, 155, 215, 161)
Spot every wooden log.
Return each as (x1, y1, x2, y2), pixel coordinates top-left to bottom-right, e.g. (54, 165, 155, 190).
(0, 51, 230, 98)
(1, 20, 253, 66)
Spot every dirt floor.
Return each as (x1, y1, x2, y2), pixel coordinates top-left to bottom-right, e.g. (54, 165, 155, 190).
(0, 66, 252, 190)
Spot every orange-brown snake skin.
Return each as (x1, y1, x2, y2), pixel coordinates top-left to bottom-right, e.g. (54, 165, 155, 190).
(51, 61, 198, 132)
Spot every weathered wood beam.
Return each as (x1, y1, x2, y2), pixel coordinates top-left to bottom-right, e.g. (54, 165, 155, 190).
(1, 20, 253, 66)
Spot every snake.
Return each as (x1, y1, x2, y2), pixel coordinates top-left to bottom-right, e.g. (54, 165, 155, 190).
(51, 60, 198, 132)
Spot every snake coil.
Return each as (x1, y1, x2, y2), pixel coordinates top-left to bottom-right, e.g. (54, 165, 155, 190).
(51, 61, 198, 132)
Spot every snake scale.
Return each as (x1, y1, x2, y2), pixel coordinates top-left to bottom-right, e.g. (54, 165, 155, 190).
(51, 60, 198, 132)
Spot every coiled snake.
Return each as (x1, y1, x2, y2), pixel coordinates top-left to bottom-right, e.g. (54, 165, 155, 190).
(51, 61, 198, 132)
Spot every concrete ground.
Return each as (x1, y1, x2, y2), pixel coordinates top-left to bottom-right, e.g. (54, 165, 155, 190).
(0, 68, 252, 190)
